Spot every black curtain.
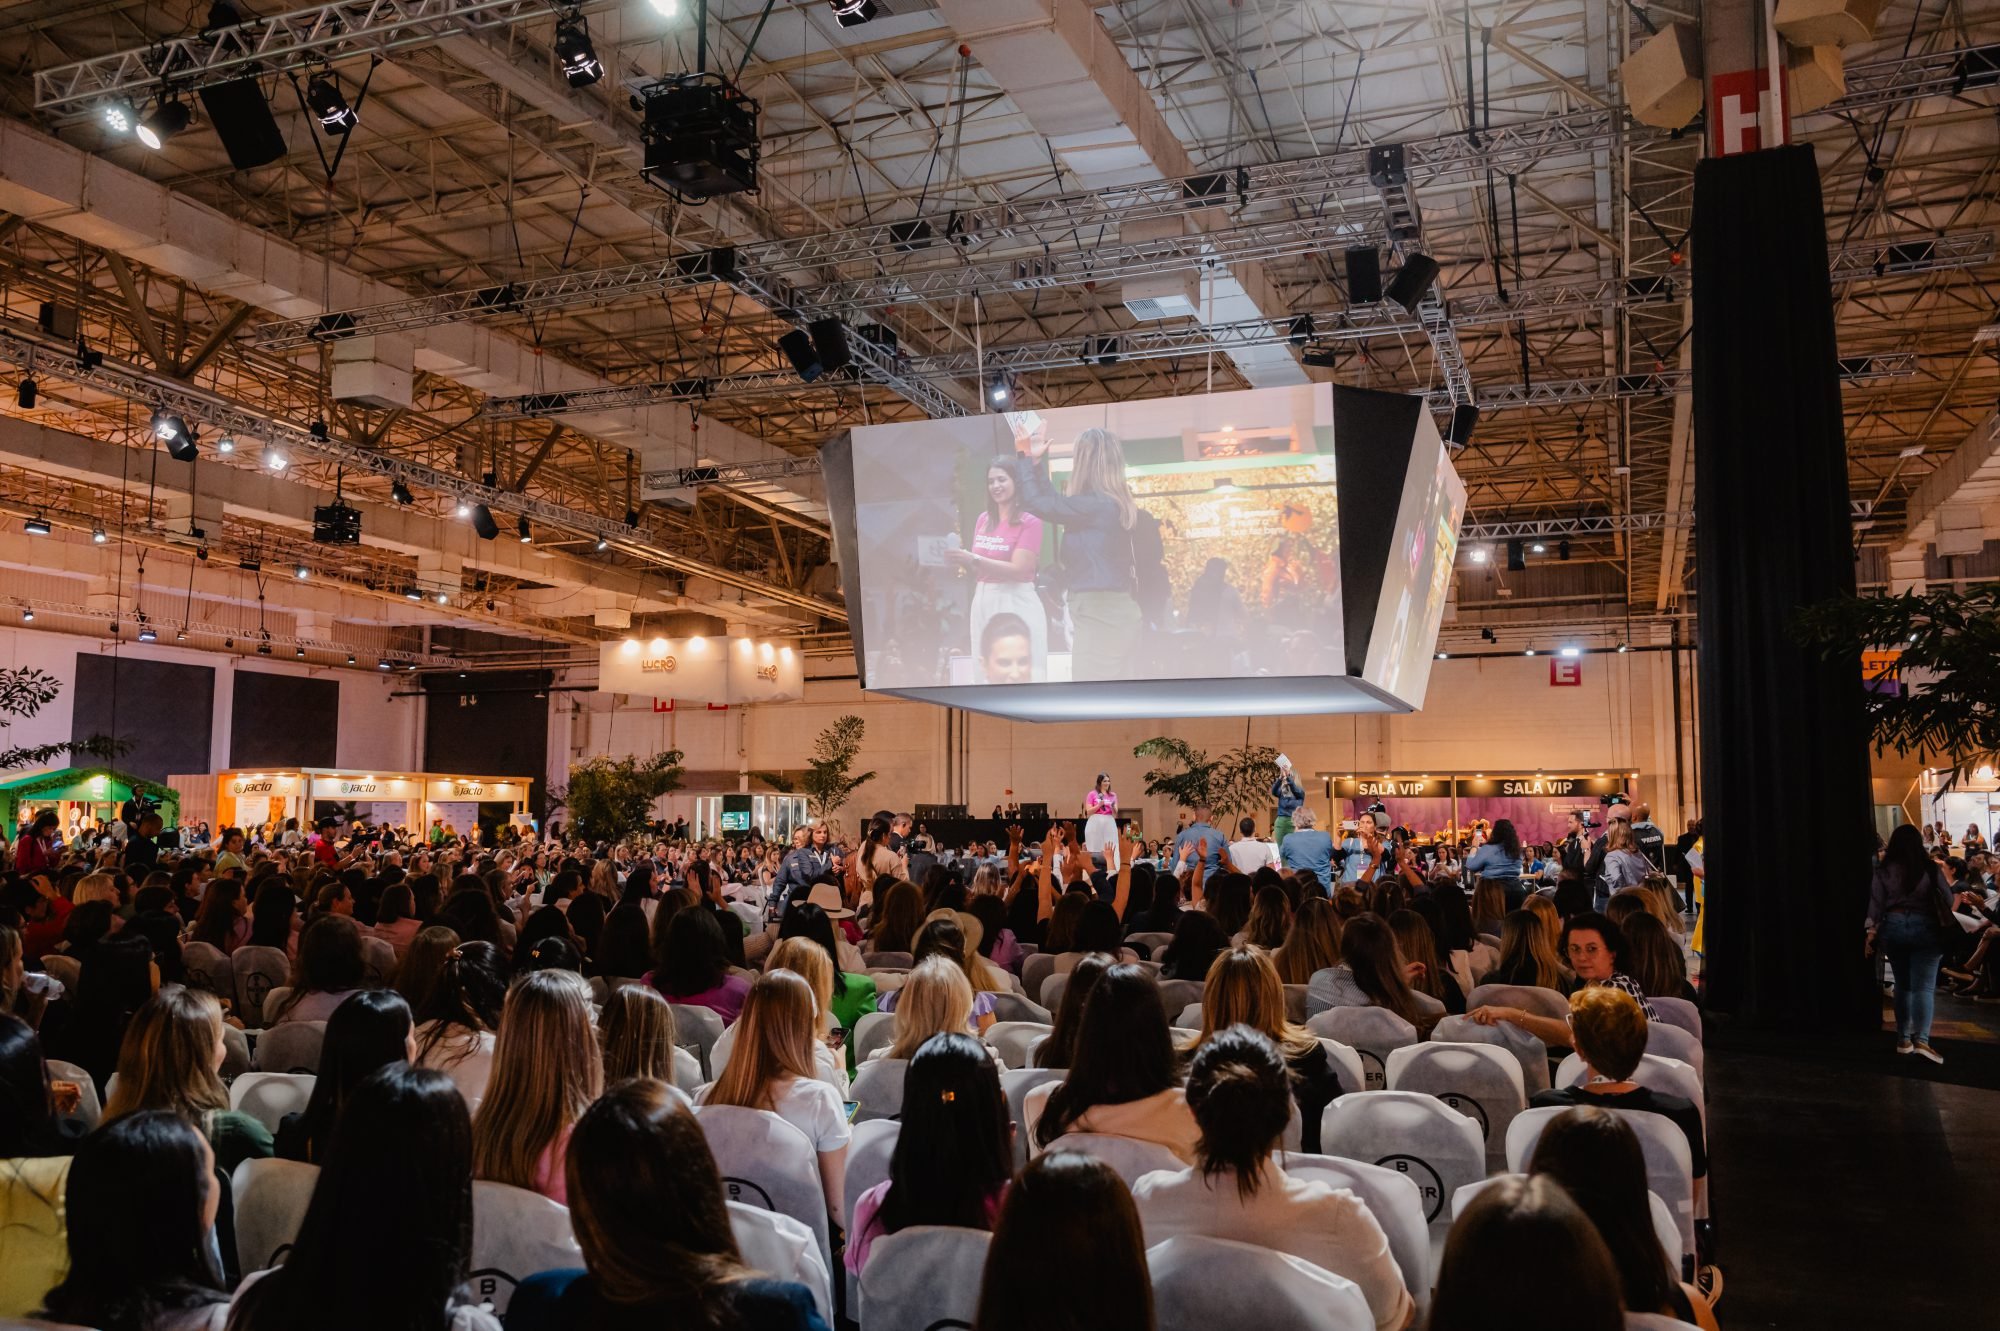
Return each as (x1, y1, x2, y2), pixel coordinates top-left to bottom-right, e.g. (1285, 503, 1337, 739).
(422, 671, 551, 818)
(1693, 145, 1876, 1026)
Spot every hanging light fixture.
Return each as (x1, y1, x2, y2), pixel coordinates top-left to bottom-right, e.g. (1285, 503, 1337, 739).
(305, 73, 358, 135)
(390, 477, 414, 505)
(100, 98, 140, 135)
(517, 514, 533, 544)
(553, 13, 604, 88)
(136, 97, 192, 150)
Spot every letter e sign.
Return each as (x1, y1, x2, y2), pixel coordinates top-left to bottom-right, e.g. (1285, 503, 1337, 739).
(1549, 658, 1583, 687)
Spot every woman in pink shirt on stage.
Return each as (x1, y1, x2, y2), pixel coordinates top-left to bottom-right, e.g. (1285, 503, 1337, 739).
(947, 457, 1048, 682)
(1085, 773, 1121, 874)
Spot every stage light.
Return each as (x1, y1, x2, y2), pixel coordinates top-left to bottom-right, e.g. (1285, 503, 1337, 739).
(16, 378, 36, 409)
(295, 645, 306, 658)
(456, 501, 472, 518)
(347, 653, 357, 665)
(24, 515, 49, 536)
(470, 504, 499, 540)
(1436, 651, 1448, 660)
(20, 609, 32, 622)
(216, 435, 235, 454)
(829, 0, 879, 25)
(151, 409, 189, 442)
(404, 586, 423, 601)
(176, 629, 188, 642)
(435, 591, 449, 605)
(264, 444, 287, 470)
(595, 535, 609, 551)
(138, 622, 157, 642)
(306, 74, 358, 135)
(1468, 547, 1488, 564)
(256, 639, 272, 656)
(1212, 477, 1242, 494)
(136, 98, 191, 150)
(518, 514, 533, 544)
(1558, 538, 1571, 561)
(390, 477, 414, 505)
(988, 377, 1012, 405)
(295, 564, 309, 580)
(91, 526, 107, 545)
(1530, 541, 1546, 554)
(1559, 646, 1581, 658)
(1480, 627, 1497, 643)
(554, 15, 604, 88)
(101, 99, 140, 135)
(646, 0, 679, 14)
(378, 658, 392, 670)
(1524, 648, 1537, 657)
(1506, 539, 1526, 571)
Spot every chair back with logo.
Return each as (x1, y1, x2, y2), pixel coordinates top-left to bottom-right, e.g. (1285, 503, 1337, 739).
(229, 1157, 318, 1276)
(469, 1180, 582, 1317)
(1305, 1008, 1418, 1090)
(1148, 1235, 1375, 1331)
(228, 1072, 317, 1135)
(1429, 1015, 1551, 1094)
(1315, 1040, 1368, 1096)
(1042, 1132, 1183, 1187)
(181, 941, 236, 1007)
(1385, 1042, 1528, 1171)
(694, 1105, 832, 1267)
(859, 1226, 991, 1331)
(851, 1058, 909, 1123)
(1277, 1153, 1431, 1319)
(231, 946, 291, 1027)
(1320, 1091, 1484, 1239)
(665, 1002, 725, 1078)
(1465, 982, 1572, 1019)
(254, 1022, 327, 1074)
(1506, 1105, 1696, 1260)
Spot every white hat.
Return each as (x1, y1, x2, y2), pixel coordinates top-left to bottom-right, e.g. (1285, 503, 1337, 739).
(806, 881, 854, 920)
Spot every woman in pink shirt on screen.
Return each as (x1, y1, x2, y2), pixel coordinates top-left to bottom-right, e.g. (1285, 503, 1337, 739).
(947, 457, 1048, 682)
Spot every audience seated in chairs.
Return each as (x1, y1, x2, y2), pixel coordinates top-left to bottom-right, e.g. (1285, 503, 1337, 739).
(472, 970, 602, 1205)
(1183, 947, 1342, 1153)
(696, 969, 850, 1227)
(265, 916, 365, 1026)
(224, 1064, 500, 1331)
(1308, 913, 1444, 1033)
(39, 1110, 226, 1331)
(598, 984, 683, 1091)
(507, 1078, 828, 1331)
(274, 991, 413, 1163)
(412, 940, 506, 1108)
(1430, 1174, 1627, 1331)
(1035, 952, 1113, 1071)
(104, 988, 272, 1176)
(1033, 963, 1197, 1164)
(974, 1151, 1153, 1331)
(0, 1013, 87, 1157)
(845, 1030, 1012, 1275)
(1132, 1026, 1412, 1331)
(1528, 1107, 1719, 1331)
(879, 921, 998, 1036)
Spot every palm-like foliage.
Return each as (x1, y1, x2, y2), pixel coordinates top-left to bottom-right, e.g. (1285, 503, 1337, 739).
(1133, 737, 1282, 817)
(553, 750, 686, 842)
(803, 715, 875, 833)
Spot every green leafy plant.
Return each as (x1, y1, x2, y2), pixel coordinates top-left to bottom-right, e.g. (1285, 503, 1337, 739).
(553, 750, 685, 843)
(0, 666, 126, 773)
(1133, 737, 1281, 817)
(1792, 585, 2000, 784)
(803, 715, 875, 833)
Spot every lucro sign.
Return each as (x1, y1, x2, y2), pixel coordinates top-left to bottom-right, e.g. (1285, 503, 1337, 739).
(598, 637, 803, 704)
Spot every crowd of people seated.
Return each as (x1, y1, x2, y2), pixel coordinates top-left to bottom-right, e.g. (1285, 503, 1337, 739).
(1, 793, 1718, 1331)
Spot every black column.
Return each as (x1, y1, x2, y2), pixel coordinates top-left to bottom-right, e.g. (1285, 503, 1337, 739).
(1692, 144, 1876, 1026)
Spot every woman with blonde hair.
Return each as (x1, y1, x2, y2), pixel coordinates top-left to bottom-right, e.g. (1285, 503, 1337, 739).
(103, 987, 273, 1173)
(587, 860, 620, 903)
(1242, 887, 1292, 950)
(879, 956, 978, 1061)
(698, 969, 850, 1226)
(1188, 946, 1342, 1151)
(951, 911, 1014, 994)
(760, 936, 847, 1092)
(598, 984, 683, 1090)
(472, 969, 602, 1204)
(1012, 424, 1145, 681)
(1489, 908, 1566, 991)
(1274, 896, 1342, 984)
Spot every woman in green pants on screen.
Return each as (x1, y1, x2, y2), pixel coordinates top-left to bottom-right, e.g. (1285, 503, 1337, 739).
(1011, 425, 1142, 681)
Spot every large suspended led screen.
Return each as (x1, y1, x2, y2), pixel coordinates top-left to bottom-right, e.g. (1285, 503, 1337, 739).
(824, 383, 1464, 721)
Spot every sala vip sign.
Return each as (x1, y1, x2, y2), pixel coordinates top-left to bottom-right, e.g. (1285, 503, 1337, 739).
(1549, 658, 1583, 687)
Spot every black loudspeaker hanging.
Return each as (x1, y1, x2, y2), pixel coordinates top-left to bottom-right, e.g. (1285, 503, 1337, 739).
(470, 504, 500, 541)
(1448, 403, 1480, 446)
(1345, 247, 1383, 303)
(809, 318, 851, 375)
(199, 77, 287, 170)
(1506, 538, 1526, 571)
(1384, 255, 1441, 314)
(778, 329, 823, 383)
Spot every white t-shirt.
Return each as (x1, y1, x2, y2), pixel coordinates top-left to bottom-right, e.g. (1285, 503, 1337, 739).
(1131, 1165, 1413, 1331)
(698, 1075, 851, 1154)
(1229, 838, 1279, 872)
(414, 1022, 498, 1109)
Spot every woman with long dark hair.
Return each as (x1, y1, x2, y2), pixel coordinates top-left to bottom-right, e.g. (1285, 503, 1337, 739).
(224, 1065, 498, 1331)
(412, 940, 506, 1108)
(649, 909, 749, 1024)
(40, 1111, 226, 1331)
(505, 1079, 827, 1331)
(1034, 953, 1113, 1070)
(1033, 964, 1193, 1162)
(1157, 909, 1229, 982)
(190, 879, 251, 955)
(275, 990, 414, 1162)
(1867, 821, 1952, 1062)
(594, 902, 653, 980)
(846, 1032, 1011, 1274)
(1306, 912, 1441, 1031)
(777, 901, 878, 1057)
(268, 915, 365, 1025)
(0, 1012, 85, 1157)
(947, 456, 1048, 685)
(972, 1152, 1153, 1331)
(1429, 1175, 1624, 1331)
(1185, 948, 1341, 1152)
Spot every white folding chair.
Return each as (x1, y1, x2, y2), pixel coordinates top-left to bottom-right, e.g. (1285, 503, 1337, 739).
(230, 945, 291, 1028)
(1278, 1153, 1432, 1320)
(229, 1157, 318, 1275)
(1554, 1052, 1705, 1132)
(862, 951, 913, 971)
(1126, 931, 1175, 954)
(984, 1021, 1052, 1070)
(259, 987, 293, 1021)
(1148, 1235, 1375, 1331)
(1040, 972, 1070, 1012)
(1316, 1039, 1368, 1096)
(671, 1045, 704, 1096)
(253, 1021, 326, 1074)
(850, 1058, 908, 1123)
(1650, 996, 1703, 1039)
(695, 1104, 832, 1269)
(39, 954, 81, 993)
(1452, 1175, 1682, 1275)
(43, 1058, 101, 1128)
(1001, 1067, 1062, 1170)
(469, 1180, 582, 1317)
(1429, 1014, 1551, 1095)
(1320, 1091, 1485, 1240)
(1385, 1042, 1528, 1172)
(665, 1002, 725, 1078)
(853, 1010, 898, 1065)
(1042, 1132, 1184, 1187)
(221, 1023, 252, 1079)
(180, 941, 236, 1008)
(1644, 1021, 1705, 1078)
(1019, 952, 1058, 1005)
(1467, 940, 1501, 984)
(842, 1119, 900, 1232)
(986, 991, 1051, 1024)
(1306, 1008, 1419, 1090)
(860, 1225, 992, 1331)
(1506, 1105, 1696, 1263)
(228, 1072, 316, 1135)
(1175, 1001, 1204, 1030)
(730, 1201, 834, 1328)
(1465, 982, 1571, 1020)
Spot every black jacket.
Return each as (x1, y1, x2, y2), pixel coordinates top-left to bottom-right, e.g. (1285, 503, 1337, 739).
(1010, 455, 1135, 594)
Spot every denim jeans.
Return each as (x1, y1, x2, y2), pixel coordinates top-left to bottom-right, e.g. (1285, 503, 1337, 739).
(1880, 911, 1944, 1042)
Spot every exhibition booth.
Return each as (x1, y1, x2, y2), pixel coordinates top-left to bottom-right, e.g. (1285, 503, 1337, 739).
(1918, 766, 2000, 845)
(1321, 772, 1642, 845)
(172, 768, 534, 838)
(0, 767, 183, 835)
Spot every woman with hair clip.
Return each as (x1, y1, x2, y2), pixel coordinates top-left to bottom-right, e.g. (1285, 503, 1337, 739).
(1134, 1027, 1412, 1331)
(276, 990, 415, 1162)
(973, 1152, 1153, 1331)
(471, 970, 602, 1203)
(697, 969, 850, 1226)
(40, 1111, 228, 1331)
(945, 454, 1048, 684)
(1186, 948, 1342, 1153)
(506, 1079, 829, 1331)
(225, 1065, 500, 1331)
(1010, 424, 1144, 681)
(413, 940, 507, 1108)
(845, 1031, 1013, 1275)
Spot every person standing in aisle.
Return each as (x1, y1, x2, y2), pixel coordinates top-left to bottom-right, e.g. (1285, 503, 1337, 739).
(1010, 425, 1143, 682)
(1630, 803, 1667, 873)
(1270, 756, 1306, 844)
(1867, 823, 1952, 1064)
